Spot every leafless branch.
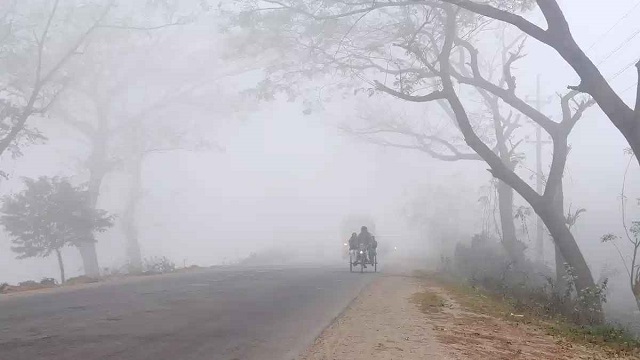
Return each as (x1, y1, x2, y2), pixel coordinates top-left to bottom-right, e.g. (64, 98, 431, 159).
(262, 0, 439, 21)
(559, 91, 595, 134)
(0, 0, 61, 155)
(343, 125, 479, 161)
(374, 81, 446, 102)
(454, 37, 558, 136)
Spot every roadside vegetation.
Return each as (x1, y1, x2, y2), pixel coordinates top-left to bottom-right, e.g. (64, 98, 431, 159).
(415, 269, 640, 358)
(0, 256, 198, 295)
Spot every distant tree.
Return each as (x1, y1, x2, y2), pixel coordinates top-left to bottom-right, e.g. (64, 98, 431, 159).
(54, 27, 243, 272)
(0, 0, 208, 277)
(0, 177, 113, 283)
(0, 0, 201, 164)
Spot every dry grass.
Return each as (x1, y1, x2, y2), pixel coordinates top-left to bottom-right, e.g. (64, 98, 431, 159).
(411, 291, 448, 314)
(414, 271, 640, 359)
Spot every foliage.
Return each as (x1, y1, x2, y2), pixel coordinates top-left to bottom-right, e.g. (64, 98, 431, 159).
(454, 232, 547, 289)
(563, 264, 608, 325)
(453, 234, 607, 325)
(429, 272, 640, 356)
(40, 277, 57, 285)
(0, 0, 210, 162)
(602, 152, 640, 310)
(0, 176, 114, 259)
(65, 275, 100, 285)
(143, 256, 176, 274)
(221, 1, 535, 100)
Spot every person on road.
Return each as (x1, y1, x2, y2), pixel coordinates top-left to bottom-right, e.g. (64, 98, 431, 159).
(357, 226, 373, 268)
(369, 235, 378, 266)
(348, 232, 358, 250)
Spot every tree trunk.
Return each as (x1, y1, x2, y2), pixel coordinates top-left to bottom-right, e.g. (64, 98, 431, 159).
(123, 153, 144, 273)
(78, 162, 104, 278)
(552, 178, 569, 290)
(77, 243, 100, 278)
(555, 243, 567, 290)
(488, 94, 525, 265)
(77, 122, 110, 278)
(55, 249, 66, 284)
(496, 179, 525, 263)
(535, 203, 595, 293)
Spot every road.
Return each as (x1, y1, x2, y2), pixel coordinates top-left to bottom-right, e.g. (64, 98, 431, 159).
(0, 265, 376, 360)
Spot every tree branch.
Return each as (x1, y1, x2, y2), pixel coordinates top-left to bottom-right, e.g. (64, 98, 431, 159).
(439, 5, 541, 206)
(0, 0, 60, 156)
(262, 0, 438, 21)
(374, 81, 446, 102)
(440, 0, 550, 43)
(559, 91, 595, 134)
(453, 37, 559, 136)
(442, 0, 635, 139)
(343, 126, 479, 161)
(40, 3, 113, 86)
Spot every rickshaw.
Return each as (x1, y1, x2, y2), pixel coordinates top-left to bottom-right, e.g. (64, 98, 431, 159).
(349, 241, 377, 273)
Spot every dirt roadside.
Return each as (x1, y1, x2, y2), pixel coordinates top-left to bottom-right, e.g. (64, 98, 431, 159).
(299, 274, 633, 360)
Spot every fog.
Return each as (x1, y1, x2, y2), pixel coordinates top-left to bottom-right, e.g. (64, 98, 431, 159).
(1, 0, 640, 332)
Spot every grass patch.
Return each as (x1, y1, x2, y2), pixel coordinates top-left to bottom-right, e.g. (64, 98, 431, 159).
(415, 270, 640, 358)
(547, 323, 640, 357)
(411, 291, 447, 314)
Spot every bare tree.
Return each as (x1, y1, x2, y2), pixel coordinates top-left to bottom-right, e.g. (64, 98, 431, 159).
(238, 0, 640, 164)
(55, 18, 249, 273)
(16, 0, 213, 276)
(344, 31, 530, 263)
(0, 1, 120, 161)
(224, 2, 601, 315)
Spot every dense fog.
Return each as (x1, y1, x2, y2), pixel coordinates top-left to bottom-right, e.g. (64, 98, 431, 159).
(1, 0, 640, 332)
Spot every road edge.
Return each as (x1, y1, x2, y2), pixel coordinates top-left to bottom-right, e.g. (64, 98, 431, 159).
(285, 274, 378, 360)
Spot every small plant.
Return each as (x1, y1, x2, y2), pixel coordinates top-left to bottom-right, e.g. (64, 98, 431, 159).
(143, 256, 176, 274)
(18, 280, 38, 287)
(40, 278, 57, 286)
(452, 235, 609, 325)
(563, 264, 608, 325)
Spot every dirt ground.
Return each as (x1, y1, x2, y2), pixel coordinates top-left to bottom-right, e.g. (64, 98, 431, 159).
(299, 274, 630, 360)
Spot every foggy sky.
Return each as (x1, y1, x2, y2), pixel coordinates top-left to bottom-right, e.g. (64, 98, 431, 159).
(0, 0, 638, 301)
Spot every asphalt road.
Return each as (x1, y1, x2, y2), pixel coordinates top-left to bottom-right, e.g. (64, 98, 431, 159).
(0, 265, 376, 360)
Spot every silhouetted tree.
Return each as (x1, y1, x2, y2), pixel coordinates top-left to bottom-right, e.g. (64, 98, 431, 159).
(0, 0, 200, 276)
(0, 177, 113, 282)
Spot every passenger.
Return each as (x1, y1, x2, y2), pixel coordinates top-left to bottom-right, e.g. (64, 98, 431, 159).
(348, 232, 358, 250)
(369, 235, 378, 265)
(357, 226, 373, 267)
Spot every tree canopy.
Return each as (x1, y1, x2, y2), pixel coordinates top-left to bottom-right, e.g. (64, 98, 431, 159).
(0, 177, 113, 274)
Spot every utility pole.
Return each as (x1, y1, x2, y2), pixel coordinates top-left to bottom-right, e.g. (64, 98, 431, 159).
(526, 75, 553, 263)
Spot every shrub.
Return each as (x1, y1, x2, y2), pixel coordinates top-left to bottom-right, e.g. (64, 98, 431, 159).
(40, 277, 57, 286)
(452, 233, 607, 326)
(143, 256, 176, 274)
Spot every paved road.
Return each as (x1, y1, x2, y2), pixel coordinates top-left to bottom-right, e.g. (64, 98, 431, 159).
(0, 265, 376, 360)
